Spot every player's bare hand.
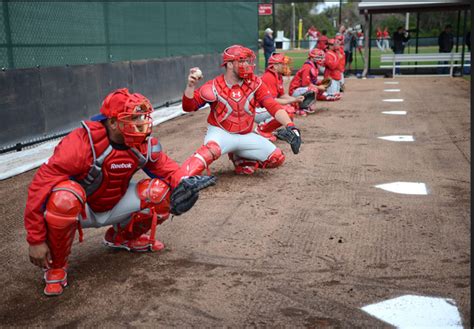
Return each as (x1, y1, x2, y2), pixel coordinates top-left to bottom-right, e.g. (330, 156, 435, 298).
(293, 96, 305, 103)
(29, 242, 52, 268)
(187, 67, 203, 88)
(317, 84, 327, 91)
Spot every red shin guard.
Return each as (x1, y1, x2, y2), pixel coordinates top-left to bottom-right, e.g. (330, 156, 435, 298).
(104, 178, 171, 252)
(260, 148, 285, 169)
(44, 180, 86, 296)
(180, 141, 221, 176)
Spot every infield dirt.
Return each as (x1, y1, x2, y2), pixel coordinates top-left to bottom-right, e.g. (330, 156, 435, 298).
(0, 77, 470, 327)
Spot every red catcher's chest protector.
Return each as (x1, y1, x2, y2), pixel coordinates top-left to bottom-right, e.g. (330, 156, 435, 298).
(77, 121, 152, 212)
(211, 75, 261, 134)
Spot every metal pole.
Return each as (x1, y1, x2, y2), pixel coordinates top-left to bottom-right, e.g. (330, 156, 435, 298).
(362, 10, 370, 78)
(460, 9, 467, 76)
(292, 3, 295, 49)
(454, 9, 461, 75)
(272, 1, 276, 39)
(415, 12, 420, 74)
(2, 0, 14, 68)
(103, 2, 111, 63)
(338, 0, 342, 26)
(368, 13, 372, 75)
(455, 10, 461, 52)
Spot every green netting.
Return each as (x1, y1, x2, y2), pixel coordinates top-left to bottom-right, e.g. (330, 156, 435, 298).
(0, 1, 258, 69)
(0, 3, 6, 44)
(12, 46, 108, 68)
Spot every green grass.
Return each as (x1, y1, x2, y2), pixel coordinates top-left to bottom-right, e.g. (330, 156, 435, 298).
(258, 46, 440, 72)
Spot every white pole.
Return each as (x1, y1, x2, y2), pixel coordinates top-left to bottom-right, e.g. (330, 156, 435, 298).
(292, 3, 295, 49)
(405, 12, 410, 30)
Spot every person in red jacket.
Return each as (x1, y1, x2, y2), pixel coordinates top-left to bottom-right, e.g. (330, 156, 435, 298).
(317, 30, 329, 51)
(254, 53, 303, 141)
(25, 88, 213, 296)
(180, 44, 302, 176)
(323, 38, 343, 100)
(288, 48, 331, 113)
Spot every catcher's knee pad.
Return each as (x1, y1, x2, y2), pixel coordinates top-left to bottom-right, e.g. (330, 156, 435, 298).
(45, 180, 86, 269)
(260, 148, 285, 169)
(181, 141, 221, 176)
(136, 178, 171, 220)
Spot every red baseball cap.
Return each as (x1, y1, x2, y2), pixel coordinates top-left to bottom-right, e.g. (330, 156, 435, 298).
(91, 88, 131, 121)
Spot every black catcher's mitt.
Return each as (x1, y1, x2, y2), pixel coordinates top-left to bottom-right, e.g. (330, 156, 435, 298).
(170, 175, 217, 216)
(300, 91, 316, 109)
(275, 125, 302, 154)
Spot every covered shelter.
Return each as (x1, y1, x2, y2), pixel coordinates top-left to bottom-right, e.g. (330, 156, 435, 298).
(358, 1, 471, 77)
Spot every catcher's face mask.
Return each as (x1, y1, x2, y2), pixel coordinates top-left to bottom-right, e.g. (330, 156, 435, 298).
(234, 56, 255, 79)
(268, 53, 292, 76)
(222, 45, 256, 79)
(117, 97, 153, 148)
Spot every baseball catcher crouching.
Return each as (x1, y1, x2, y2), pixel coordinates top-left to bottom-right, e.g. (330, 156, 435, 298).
(25, 89, 216, 296)
(180, 45, 302, 177)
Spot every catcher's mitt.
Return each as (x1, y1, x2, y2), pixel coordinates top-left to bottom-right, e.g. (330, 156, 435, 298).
(320, 77, 332, 89)
(300, 91, 316, 109)
(275, 125, 302, 154)
(170, 175, 217, 215)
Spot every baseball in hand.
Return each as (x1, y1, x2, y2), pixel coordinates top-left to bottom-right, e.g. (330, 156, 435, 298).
(192, 68, 203, 79)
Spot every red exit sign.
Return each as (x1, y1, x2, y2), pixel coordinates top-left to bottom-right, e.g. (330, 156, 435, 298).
(258, 4, 272, 15)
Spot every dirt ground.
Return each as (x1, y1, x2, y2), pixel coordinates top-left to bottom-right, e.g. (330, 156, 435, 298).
(0, 77, 470, 328)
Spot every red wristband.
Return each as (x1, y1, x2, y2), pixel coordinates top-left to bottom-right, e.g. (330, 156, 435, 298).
(286, 122, 295, 128)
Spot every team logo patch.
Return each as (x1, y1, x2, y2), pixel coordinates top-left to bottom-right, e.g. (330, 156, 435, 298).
(230, 90, 243, 101)
(111, 163, 133, 169)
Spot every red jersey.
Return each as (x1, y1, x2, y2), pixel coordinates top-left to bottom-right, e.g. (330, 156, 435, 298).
(324, 49, 343, 80)
(24, 121, 181, 245)
(317, 35, 328, 50)
(182, 74, 281, 134)
(289, 61, 318, 95)
(261, 69, 284, 98)
(376, 30, 383, 40)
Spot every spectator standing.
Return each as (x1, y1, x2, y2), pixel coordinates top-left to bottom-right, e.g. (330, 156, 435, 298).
(344, 28, 356, 72)
(382, 27, 390, 51)
(438, 24, 454, 74)
(263, 28, 276, 69)
(305, 26, 319, 50)
(376, 27, 384, 51)
(392, 26, 410, 74)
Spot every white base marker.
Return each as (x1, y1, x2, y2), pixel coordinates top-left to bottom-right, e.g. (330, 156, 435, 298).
(384, 89, 401, 92)
(382, 111, 407, 115)
(378, 135, 414, 142)
(375, 182, 428, 195)
(383, 99, 404, 102)
(384, 81, 399, 84)
(361, 295, 462, 328)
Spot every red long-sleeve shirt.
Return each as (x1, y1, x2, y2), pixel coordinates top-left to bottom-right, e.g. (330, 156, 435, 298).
(324, 50, 343, 81)
(289, 61, 318, 96)
(261, 69, 284, 98)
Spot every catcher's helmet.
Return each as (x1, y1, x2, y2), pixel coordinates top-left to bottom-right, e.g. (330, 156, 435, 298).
(221, 45, 256, 79)
(100, 88, 153, 148)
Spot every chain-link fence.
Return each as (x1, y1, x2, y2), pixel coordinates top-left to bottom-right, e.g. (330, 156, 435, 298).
(0, 2, 258, 69)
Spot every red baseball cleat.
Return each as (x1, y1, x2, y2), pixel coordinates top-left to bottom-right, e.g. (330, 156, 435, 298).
(103, 227, 165, 252)
(43, 268, 68, 296)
